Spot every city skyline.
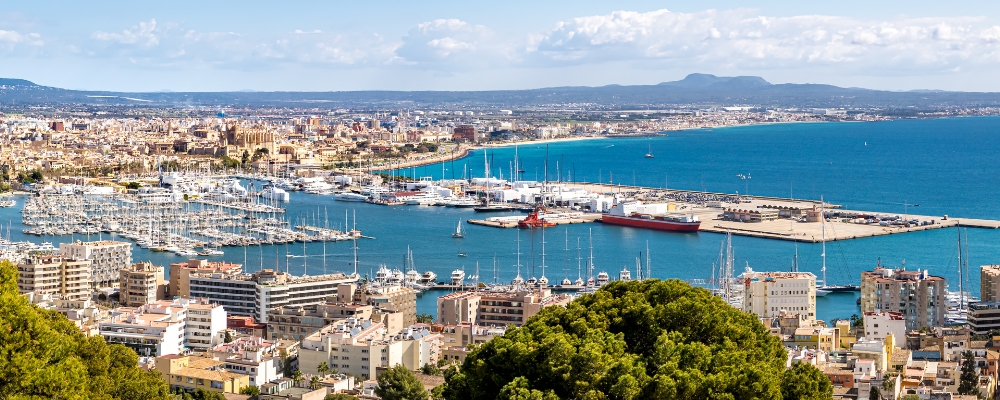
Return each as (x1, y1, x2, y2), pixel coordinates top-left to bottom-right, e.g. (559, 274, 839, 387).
(5, 0, 1000, 92)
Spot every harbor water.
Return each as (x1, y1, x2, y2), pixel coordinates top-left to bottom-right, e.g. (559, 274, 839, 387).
(5, 116, 1000, 323)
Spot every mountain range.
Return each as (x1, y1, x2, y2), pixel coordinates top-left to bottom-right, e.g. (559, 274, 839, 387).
(2, 73, 1000, 109)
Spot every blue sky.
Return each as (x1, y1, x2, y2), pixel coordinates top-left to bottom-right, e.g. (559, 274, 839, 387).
(4, 1, 1000, 92)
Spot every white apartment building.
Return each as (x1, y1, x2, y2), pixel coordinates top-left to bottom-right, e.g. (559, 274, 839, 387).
(742, 270, 817, 323)
(211, 337, 283, 387)
(298, 319, 441, 381)
(98, 298, 226, 356)
(863, 311, 907, 342)
(59, 240, 132, 291)
(186, 268, 358, 323)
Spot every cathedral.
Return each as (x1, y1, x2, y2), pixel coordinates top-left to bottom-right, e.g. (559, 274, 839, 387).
(221, 122, 275, 157)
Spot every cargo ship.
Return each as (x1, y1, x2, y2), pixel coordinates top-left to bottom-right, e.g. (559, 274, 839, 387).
(601, 201, 700, 232)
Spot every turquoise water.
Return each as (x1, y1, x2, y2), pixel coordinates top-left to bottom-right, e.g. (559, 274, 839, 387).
(4, 117, 1000, 324)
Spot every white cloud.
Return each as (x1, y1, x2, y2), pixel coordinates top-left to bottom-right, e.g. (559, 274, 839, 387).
(86, 19, 392, 68)
(393, 18, 512, 69)
(527, 9, 1000, 74)
(0, 29, 43, 51)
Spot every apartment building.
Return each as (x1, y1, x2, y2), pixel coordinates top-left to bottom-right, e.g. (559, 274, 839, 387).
(168, 259, 243, 298)
(266, 300, 374, 341)
(16, 254, 91, 300)
(210, 336, 283, 387)
(860, 266, 947, 331)
(298, 319, 442, 380)
(59, 240, 131, 291)
(155, 354, 251, 394)
(351, 283, 417, 327)
(437, 288, 572, 327)
(864, 311, 907, 342)
(184, 267, 359, 323)
(792, 326, 840, 352)
(982, 264, 1000, 302)
(119, 261, 167, 307)
(742, 270, 817, 323)
(98, 298, 226, 356)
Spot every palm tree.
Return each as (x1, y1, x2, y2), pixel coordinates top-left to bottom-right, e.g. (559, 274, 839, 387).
(317, 362, 330, 379)
(293, 370, 304, 387)
(310, 376, 321, 390)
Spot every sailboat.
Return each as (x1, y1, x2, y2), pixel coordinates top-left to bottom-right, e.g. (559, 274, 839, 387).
(644, 143, 654, 158)
(815, 195, 859, 294)
(452, 219, 465, 238)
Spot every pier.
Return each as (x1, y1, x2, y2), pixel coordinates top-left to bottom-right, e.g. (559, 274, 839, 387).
(467, 213, 602, 229)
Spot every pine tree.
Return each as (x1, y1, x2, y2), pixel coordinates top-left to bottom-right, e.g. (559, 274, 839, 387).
(958, 350, 979, 395)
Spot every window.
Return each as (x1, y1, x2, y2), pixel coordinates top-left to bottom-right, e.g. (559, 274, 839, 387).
(210, 381, 223, 389)
(197, 379, 204, 385)
(187, 377, 194, 384)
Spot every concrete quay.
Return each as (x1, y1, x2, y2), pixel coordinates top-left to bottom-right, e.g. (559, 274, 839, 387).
(467, 213, 602, 229)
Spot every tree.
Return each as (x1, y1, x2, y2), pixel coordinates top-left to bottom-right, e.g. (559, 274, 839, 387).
(0, 260, 171, 399)
(782, 362, 833, 400)
(958, 350, 979, 395)
(293, 369, 305, 387)
(441, 279, 829, 400)
(416, 313, 434, 324)
(224, 330, 233, 343)
(899, 395, 920, 400)
(241, 150, 251, 167)
(311, 376, 322, 389)
(240, 385, 261, 396)
(318, 361, 331, 378)
(376, 365, 428, 400)
(325, 394, 360, 400)
(123, 181, 142, 190)
(869, 385, 881, 400)
(420, 363, 442, 376)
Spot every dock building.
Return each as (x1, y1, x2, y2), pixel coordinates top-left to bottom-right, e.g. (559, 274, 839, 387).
(741, 270, 817, 324)
(119, 261, 167, 307)
(860, 266, 947, 331)
(16, 254, 91, 301)
(437, 288, 572, 327)
(59, 240, 132, 291)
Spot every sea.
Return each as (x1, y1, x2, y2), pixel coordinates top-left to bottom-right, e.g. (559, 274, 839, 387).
(3, 116, 1000, 324)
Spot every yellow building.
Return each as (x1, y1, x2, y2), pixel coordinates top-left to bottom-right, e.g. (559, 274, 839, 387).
(155, 355, 250, 394)
(793, 327, 839, 352)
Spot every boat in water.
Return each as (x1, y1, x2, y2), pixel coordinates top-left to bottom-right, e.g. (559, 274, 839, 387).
(644, 143, 654, 158)
(601, 201, 700, 232)
(419, 271, 438, 285)
(450, 269, 466, 285)
(0, 198, 15, 208)
(451, 219, 465, 238)
(259, 186, 290, 202)
(518, 206, 557, 229)
(334, 192, 368, 202)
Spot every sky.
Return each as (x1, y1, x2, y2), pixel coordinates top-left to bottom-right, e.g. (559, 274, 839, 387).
(4, 0, 1000, 92)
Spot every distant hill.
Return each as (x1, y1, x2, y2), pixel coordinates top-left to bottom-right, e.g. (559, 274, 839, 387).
(1, 73, 1000, 109)
(0, 78, 37, 87)
(658, 73, 772, 90)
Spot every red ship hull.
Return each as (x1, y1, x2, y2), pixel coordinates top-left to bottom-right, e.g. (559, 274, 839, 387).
(601, 214, 701, 232)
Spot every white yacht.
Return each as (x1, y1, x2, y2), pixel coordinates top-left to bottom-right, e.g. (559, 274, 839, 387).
(450, 269, 466, 285)
(596, 271, 610, 286)
(334, 192, 368, 202)
(260, 186, 290, 202)
(419, 271, 438, 285)
(619, 266, 631, 281)
(402, 192, 442, 205)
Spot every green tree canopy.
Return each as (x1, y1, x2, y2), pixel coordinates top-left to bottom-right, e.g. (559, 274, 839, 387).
(442, 279, 830, 400)
(0, 260, 171, 399)
(958, 350, 979, 395)
(376, 365, 428, 400)
(782, 362, 833, 400)
(325, 394, 360, 400)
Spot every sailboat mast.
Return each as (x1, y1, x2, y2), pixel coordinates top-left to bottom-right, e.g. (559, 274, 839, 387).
(958, 227, 964, 310)
(821, 195, 827, 287)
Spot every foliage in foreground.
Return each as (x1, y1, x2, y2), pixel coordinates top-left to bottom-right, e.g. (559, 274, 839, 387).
(0, 260, 171, 399)
(441, 279, 832, 400)
(376, 365, 429, 400)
